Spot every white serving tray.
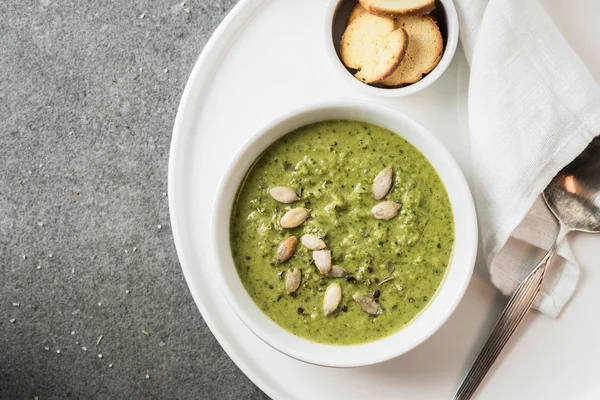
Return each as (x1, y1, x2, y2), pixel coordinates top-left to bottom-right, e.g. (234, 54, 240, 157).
(168, 0, 600, 398)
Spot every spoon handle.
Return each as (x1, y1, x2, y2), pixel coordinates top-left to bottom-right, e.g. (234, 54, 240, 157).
(452, 246, 557, 400)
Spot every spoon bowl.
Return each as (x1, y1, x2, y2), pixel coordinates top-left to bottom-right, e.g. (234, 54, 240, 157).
(543, 136, 600, 234)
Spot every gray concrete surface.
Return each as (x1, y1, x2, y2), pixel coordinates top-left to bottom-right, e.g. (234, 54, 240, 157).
(0, 1, 269, 398)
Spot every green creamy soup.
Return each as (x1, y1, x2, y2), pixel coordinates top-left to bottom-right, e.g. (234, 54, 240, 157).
(230, 120, 454, 345)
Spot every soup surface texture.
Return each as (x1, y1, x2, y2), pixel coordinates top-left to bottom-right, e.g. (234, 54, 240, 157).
(230, 120, 454, 345)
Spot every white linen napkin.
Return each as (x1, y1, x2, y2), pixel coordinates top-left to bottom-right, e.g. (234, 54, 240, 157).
(453, 0, 600, 317)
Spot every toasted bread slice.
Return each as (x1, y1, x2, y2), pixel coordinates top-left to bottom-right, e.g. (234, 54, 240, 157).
(347, 4, 367, 26)
(340, 13, 409, 84)
(358, 0, 435, 17)
(380, 15, 442, 86)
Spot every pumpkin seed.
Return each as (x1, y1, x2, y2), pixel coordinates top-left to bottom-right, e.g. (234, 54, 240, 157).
(280, 208, 310, 228)
(371, 201, 401, 220)
(285, 268, 301, 294)
(276, 236, 297, 264)
(323, 283, 342, 316)
(372, 167, 392, 200)
(269, 186, 300, 203)
(312, 250, 332, 275)
(300, 234, 326, 250)
(353, 293, 383, 315)
(327, 265, 349, 278)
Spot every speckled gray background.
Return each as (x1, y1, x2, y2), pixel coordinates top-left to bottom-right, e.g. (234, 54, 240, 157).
(1, 0, 269, 398)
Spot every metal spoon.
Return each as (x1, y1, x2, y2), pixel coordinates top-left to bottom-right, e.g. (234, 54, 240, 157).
(454, 136, 600, 399)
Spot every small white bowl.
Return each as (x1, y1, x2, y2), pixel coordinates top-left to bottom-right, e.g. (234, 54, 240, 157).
(324, 0, 459, 97)
(212, 100, 477, 367)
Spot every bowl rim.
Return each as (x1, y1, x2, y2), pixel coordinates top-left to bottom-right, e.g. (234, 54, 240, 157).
(323, 0, 460, 97)
(211, 99, 477, 367)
